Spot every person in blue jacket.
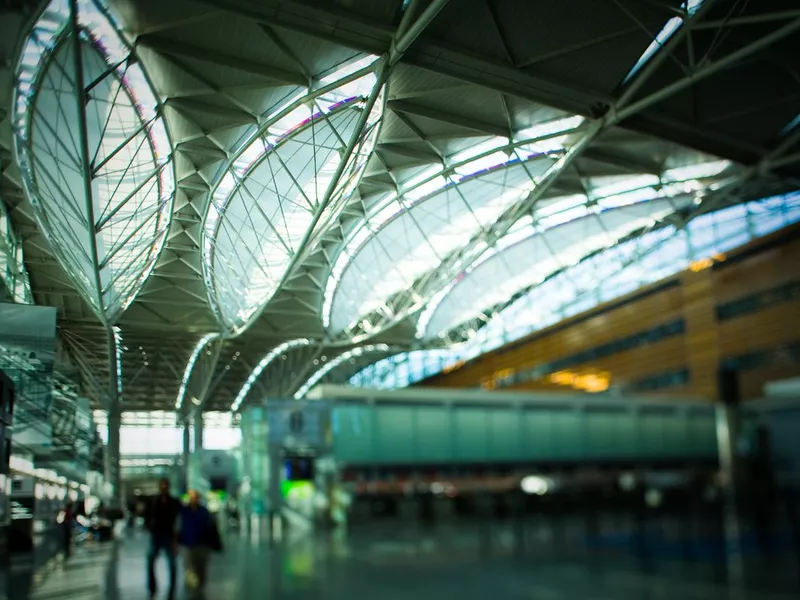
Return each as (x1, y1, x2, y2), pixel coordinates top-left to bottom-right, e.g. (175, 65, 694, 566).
(179, 490, 217, 598)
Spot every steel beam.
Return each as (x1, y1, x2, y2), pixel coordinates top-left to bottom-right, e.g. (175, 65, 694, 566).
(616, 17, 800, 123)
(69, 0, 107, 322)
(388, 99, 508, 138)
(136, 35, 307, 86)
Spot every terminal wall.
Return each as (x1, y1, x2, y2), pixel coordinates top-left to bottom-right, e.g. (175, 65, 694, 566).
(422, 223, 800, 402)
(332, 400, 717, 468)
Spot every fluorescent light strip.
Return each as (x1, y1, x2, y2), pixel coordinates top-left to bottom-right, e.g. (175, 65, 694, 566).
(231, 338, 313, 412)
(294, 344, 390, 399)
(174, 333, 219, 409)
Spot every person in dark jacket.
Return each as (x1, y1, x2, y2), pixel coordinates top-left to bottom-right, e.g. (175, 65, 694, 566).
(180, 489, 217, 598)
(146, 478, 182, 600)
(57, 501, 74, 559)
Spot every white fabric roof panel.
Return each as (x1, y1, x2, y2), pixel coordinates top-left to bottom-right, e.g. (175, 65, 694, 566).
(13, 0, 174, 322)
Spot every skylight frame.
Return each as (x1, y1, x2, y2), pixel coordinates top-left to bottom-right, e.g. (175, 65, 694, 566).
(12, 0, 175, 322)
(322, 116, 589, 340)
(201, 62, 384, 335)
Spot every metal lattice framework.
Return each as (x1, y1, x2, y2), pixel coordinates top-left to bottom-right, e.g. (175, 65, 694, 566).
(415, 162, 731, 340)
(203, 58, 385, 334)
(350, 191, 800, 389)
(0, 0, 798, 415)
(13, 0, 174, 324)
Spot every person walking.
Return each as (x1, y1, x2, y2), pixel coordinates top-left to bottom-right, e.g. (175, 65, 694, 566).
(56, 501, 74, 559)
(179, 490, 221, 598)
(145, 478, 182, 600)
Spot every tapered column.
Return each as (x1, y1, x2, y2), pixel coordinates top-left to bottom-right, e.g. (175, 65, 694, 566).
(188, 411, 204, 490)
(181, 421, 191, 494)
(104, 401, 121, 506)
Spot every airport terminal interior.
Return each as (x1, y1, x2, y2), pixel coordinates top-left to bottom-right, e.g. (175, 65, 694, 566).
(0, 0, 800, 598)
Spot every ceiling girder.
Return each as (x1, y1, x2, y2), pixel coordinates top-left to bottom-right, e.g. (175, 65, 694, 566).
(136, 34, 308, 86)
(388, 99, 508, 138)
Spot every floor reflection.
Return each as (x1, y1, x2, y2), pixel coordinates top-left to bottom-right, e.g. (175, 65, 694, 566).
(4, 514, 800, 599)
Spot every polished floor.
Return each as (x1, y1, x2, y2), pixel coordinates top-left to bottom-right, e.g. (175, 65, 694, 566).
(3, 517, 800, 599)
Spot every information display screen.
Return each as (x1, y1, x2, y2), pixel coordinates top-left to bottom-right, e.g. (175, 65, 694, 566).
(284, 455, 315, 481)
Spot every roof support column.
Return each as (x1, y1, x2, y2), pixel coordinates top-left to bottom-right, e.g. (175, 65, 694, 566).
(180, 419, 191, 494)
(188, 411, 204, 491)
(104, 327, 123, 506)
(104, 396, 122, 507)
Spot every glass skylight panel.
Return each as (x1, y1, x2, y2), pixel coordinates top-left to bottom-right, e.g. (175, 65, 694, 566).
(325, 155, 548, 336)
(348, 348, 460, 390)
(622, 1, 706, 85)
(175, 333, 219, 409)
(662, 160, 731, 182)
(203, 64, 384, 333)
(372, 194, 800, 390)
(453, 151, 511, 178)
(515, 115, 585, 143)
(450, 137, 509, 165)
(418, 198, 683, 339)
(535, 194, 587, 218)
(320, 55, 380, 87)
(537, 204, 590, 229)
(596, 187, 661, 210)
(12, 0, 174, 323)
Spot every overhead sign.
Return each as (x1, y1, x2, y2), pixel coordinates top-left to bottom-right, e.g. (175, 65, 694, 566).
(267, 402, 327, 448)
